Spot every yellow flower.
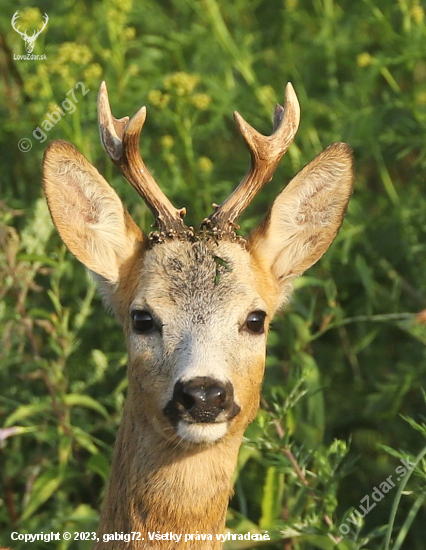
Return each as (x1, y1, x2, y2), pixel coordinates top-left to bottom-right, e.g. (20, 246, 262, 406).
(415, 91, 426, 105)
(14, 8, 43, 28)
(124, 27, 137, 40)
(127, 63, 139, 76)
(56, 43, 93, 65)
(57, 65, 71, 79)
(190, 93, 211, 110)
(83, 64, 103, 83)
(164, 72, 199, 96)
(161, 135, 175, 149)
(285, 0, 298, 11)
(24, 76, 39, 95)
(147, 90, 171, 109)
(410, 5, 425, 24)
(148, 90, 162, 106)
(111, 0, 132, 12)
(357, 52, 373, 68)
(165, 153, 177, 166)
(102, 49, 113, 60)
(257, 85, 276, 105)
(197, 157, 213, 174)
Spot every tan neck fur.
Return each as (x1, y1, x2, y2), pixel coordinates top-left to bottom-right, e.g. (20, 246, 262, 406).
(94, 388, 243, 549)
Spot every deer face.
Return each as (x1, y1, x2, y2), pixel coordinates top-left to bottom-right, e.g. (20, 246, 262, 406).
(23, 36, 37, 54)
(115, 239, 279, 445)
(43, 82, 353, 451)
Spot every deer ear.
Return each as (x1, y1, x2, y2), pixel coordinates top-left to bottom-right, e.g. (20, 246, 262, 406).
(43, 140, 146, 285)
(248, 142, 353, 303)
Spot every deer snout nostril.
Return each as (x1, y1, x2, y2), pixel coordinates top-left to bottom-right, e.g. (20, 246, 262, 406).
(180, 386, 198, 411)
(164, 377, 240, 424)
(181, 381, 226, 412)
(205, 385, 226, 407)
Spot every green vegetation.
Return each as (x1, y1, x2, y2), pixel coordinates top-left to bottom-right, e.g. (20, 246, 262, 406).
(1, 0, 426, 548)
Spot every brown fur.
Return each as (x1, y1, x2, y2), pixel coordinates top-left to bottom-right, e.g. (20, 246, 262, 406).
(42, 114, 353, 548)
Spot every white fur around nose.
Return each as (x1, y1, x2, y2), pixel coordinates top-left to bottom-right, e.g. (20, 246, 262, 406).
(177, 421, 228, 444)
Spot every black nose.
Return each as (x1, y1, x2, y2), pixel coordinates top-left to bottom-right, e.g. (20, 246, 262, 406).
(181, 379, 226, 410)
(164, 377, 240, 423)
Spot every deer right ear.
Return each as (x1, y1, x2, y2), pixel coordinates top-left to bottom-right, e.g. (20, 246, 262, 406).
(43, 140, 145, 284)
(248, 142, 353, 307)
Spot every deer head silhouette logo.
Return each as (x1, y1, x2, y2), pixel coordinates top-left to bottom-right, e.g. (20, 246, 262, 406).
(11, 11, 48, 54)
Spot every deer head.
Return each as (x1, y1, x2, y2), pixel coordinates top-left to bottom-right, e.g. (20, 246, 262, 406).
(42, 82, 353, 545)
(11, 11, 48, 54)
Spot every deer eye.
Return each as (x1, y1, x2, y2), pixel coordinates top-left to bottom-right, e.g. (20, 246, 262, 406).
(131, 310, 155, 334)
(244, 311, 266, 334)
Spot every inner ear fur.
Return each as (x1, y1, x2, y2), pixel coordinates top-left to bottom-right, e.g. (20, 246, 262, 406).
(248, 142, 353, 292)
(43, 140, 145, 284)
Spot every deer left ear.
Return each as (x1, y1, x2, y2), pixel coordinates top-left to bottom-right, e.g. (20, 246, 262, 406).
(248, 142, 353, 303)
(43, 140, 146, 286)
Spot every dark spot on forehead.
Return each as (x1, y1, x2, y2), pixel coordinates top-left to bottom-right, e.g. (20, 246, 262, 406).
(168, 242, 232, 289)
(150, 241, 240, 321)
(167, 257, 185, 273)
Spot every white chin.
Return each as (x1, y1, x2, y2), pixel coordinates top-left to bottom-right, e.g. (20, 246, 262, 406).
(177, 422, 228, 444)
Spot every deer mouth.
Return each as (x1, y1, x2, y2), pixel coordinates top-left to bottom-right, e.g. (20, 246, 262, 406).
(163, 376, 241, 443)
(175, 421, 229, 444)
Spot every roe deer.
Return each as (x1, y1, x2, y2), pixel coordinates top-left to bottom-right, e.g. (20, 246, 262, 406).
(42, 81, 353, 549)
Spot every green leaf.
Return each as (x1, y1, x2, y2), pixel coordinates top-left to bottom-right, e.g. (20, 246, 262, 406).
(259, 466, 284, 530)
(86, 453, 110, 482)
(20, 466, 64, 521)
(232, 444, 260, 484)
(213, 255, 232, 271)
(72, 426, 99, 455)
(63, 393, 109, 419)
(4, 401, 52, 427)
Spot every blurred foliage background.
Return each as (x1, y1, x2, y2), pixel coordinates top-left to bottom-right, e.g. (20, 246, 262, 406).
(1, 0, 426, 548)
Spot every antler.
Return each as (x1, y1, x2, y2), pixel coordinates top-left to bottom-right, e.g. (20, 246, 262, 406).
(11, 12, 26, 38)
(97, 81, 187, 235)
(32, 13, 49, 39)
(205, 83, 300, 233)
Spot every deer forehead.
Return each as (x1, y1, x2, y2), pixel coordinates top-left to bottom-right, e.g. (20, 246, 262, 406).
(125, 239, 274, 324)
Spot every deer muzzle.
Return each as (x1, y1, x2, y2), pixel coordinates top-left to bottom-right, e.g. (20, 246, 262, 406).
(163, 377, 240, 436)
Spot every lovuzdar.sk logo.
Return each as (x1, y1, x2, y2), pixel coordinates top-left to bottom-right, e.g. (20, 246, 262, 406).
(11, 10, 48, 59)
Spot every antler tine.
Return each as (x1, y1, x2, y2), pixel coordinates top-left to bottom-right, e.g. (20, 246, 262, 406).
(206, 83, 300, 233)
(11, 12, 25, 37)
(97, 81, 187, 234)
